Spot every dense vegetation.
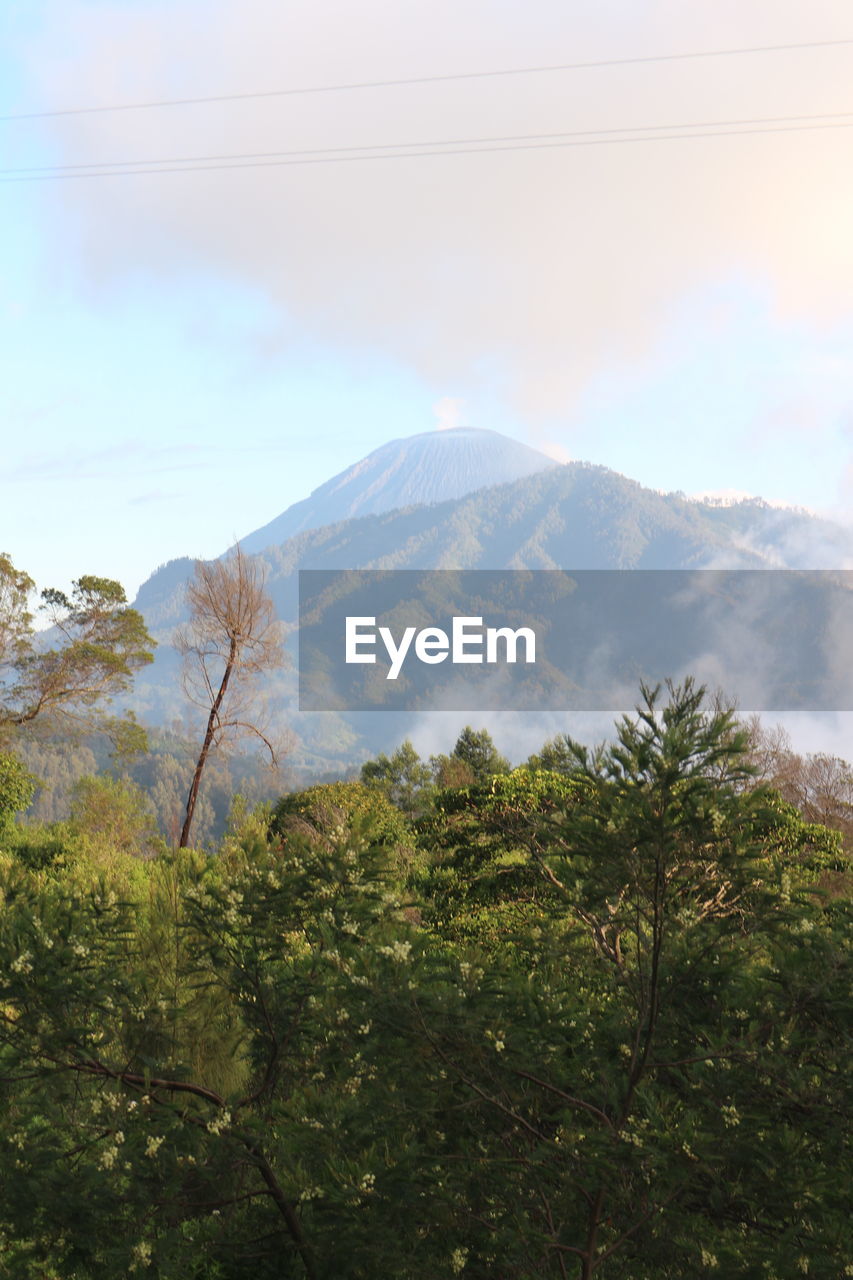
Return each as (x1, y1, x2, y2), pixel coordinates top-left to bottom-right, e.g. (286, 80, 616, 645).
(1, 681, 850, 1278)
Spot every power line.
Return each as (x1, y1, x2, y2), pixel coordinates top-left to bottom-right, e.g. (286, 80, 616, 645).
(5, 108, 853, 177)
(2, 37, 852, 122)
(3, 114, 852, 183)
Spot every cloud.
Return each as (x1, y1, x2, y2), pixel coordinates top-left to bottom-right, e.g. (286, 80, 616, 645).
(5, 441, 210, 483)
(17, 0, 853, 416)
(689, 488, 759, 505)
(687, 488, 807, 510)
(540, 440, 573, 463)
(432, 396, 467, 430)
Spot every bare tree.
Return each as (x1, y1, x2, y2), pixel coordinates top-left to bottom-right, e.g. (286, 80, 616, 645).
(745, 715, 853, 851)
(176, 546, 285, 847)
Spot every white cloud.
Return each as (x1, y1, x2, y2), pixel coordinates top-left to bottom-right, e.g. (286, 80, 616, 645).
(540, 440, 573, 463)
(17, 0, 853, 416)
(433, 396, 468, 430)
(687, 487, 808, 510)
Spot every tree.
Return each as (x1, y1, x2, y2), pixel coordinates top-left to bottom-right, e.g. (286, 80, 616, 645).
(0, 554, 154, 748)
(360, 739, 434, 815)
(415, 765, 582, 954)
(176, 546, 285, 848)
(528, 732, 578, 773)
(70, 775, 162, 861)
(431, 725, 511, 787)
(0, 751, 35, 832)
(747, 716, 853, 844)
(0, 553, 33, 671)
(486, 679, 850, 1276)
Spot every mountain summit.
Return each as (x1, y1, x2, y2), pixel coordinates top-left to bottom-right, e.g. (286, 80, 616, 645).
(238, 427, 557, 553)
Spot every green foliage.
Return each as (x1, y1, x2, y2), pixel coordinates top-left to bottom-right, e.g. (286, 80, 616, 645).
(527, 732, 577, 773)
(360, 739, 434, 815)
(416, 766, 583, 953)
(70, 774, 164, 861)
(0, 752, 35, 831)
(431, 725, 511, 787)
(6, 737, 99, 824)
(271, 779, 411, 853)
(0, 553, 34, 668)
(0, 556, 155, 749)
(2, 822, 76, 874)
(0, 681, 849, 1278)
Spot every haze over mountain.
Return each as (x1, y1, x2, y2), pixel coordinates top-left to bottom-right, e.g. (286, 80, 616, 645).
(129, 436, 853, 775)
(237, 428, 557, 554)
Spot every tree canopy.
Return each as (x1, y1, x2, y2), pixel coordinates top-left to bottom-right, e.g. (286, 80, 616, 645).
(0, 554, 154, 751)
(431, 725, 511, 787)
(0, 681, 849, 1277)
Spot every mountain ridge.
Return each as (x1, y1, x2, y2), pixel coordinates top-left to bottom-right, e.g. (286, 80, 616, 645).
(126, 433, 853, 774)
(134, 457, 853, 633)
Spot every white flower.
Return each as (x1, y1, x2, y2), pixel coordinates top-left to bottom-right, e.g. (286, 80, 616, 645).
(145, 1135, 164, 1158)
(10, 952, 33, 975)
(379, 939, 412, 963)
(451, 1247, 469, 1273)
(131, 1240, 152, 1268)
(206, 1109, 232, 1136)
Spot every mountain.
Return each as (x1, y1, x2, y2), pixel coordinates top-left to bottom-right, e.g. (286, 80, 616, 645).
(139, 461, 853, 632)
(128, 458, 853, 775)
(237, 427, 557, 553)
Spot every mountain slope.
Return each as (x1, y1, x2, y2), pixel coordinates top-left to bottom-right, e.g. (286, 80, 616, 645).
(238, 427, 557, 553)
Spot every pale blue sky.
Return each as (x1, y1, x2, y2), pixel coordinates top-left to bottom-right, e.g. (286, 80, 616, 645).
(3, 0, 853, 601)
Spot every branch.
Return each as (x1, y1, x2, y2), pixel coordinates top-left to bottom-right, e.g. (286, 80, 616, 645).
(75, 1059, 227, 1107)
(512, 1070, 615, 1132)
(71, 1057, 318, 1279)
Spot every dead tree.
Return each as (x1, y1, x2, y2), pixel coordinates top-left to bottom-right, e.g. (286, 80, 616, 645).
(176, 546, 285, 848)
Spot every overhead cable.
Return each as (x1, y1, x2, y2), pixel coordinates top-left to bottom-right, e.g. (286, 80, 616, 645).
(3, 37, 852, 122)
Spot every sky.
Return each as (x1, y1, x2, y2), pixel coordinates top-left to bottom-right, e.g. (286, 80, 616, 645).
(2, 0, 853, 604)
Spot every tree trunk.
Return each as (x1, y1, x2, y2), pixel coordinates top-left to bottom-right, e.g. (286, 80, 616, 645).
(179, 642, 236, 847)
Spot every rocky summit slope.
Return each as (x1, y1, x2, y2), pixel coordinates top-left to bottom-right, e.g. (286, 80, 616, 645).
(237, 427, 557, 553)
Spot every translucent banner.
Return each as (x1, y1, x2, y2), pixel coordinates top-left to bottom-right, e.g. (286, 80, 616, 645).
(297, 569, 853, 711)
